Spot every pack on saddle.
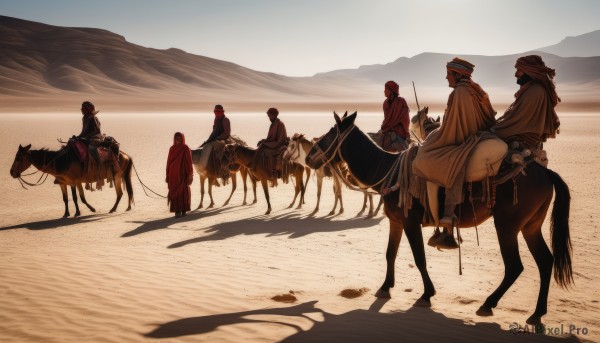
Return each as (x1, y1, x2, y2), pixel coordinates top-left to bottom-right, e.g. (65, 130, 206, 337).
(66, 135, 120, 190)
(390, 133, 551, 249)
(252, 137, 294, 187)
(66, 101, 121, 190)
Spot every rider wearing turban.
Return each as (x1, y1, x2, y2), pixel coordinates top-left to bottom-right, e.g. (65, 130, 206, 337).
(380, 80, 410, 152)
(492, 55, 561, 151)
(413, 57, 496, 248)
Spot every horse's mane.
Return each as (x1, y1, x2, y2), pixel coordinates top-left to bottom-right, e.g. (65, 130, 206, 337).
(30, 146, 78, 173)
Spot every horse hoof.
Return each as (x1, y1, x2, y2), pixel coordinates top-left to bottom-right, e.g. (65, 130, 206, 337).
(526, 315, 543, 326)
(208, 204, 214, 209)
(375, 289, 391, 299)
(476, 305, 494, 317)
(413, 298, 432, 308)
(339, 209, 344, 214)
(328, 211, 335, 216)
(63, 214, 70, 218)
(222, 201, 230, 206)
(90, 208, 96, 213)
(109, 209, 116, 213)
(265, 210, 271, 215)
(126, 207, 131, 212)
(74, 212, 81, 217)
(296, 205, 302, 210)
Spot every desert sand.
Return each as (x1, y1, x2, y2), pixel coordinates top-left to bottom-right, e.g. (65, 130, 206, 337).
(0, 111, 598, 342)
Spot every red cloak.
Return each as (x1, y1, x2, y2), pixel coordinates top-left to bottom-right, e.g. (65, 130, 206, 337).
(166, 132, 193, 212)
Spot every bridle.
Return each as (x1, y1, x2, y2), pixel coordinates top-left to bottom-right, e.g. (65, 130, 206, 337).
(285, 139, 302, 162)
(13, 149, 51, 189)
(310, 124, 356, 167)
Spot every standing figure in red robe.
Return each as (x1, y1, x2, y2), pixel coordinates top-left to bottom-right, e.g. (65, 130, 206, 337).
(166, 132, 193, 217)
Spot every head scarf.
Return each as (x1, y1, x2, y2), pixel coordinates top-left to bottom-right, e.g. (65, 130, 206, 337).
(385, 80, 399, 95)
(214, 104, 225, 117)
(173, 132, 185, 145)
(81, 101, 99, 115)
(267, 107, 279, 116)
(515, 55, 560, 107)
(446, 57, 475, 78)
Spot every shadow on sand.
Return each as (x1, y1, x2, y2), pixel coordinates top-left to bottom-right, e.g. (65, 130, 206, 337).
(166, 212, 385, 249)
(144, 299, 581, 342)
(0, 214, 110, 232)
(121, 205, 247, 238)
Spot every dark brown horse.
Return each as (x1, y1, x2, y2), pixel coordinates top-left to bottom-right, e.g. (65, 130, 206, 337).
(306, 112, 572, 325)
(222, 144, 306, 215)
(191, 147, 256, 209)
(10, 144, 134, 217)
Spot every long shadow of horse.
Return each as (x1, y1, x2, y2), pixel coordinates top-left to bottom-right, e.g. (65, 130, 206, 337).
(0, 214, 109, 232)
(167, 212, 385, 249)
(144, 299, 581, 342)
(121, 205, 249, 238)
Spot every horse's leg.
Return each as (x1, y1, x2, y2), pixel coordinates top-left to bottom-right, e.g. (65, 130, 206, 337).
(522, 211, 553, 325)
(197, 174, 205, 210)
(241, 168, 248, 205)
(223, 171, 236, 206)
(376, 216, 403, 298)
(403, 213, 436, 306)
(109, 174, 123, 213)
(207, 176, 215, 208)
(336, 177, 344, 214)
(71, 186, 81, 217)
(366, 194, 374, 218)
(358, 193, 368, 216)
(294, 168, 304, 209)
(77, 183, 96, 212)
(122, 160, 134, 211)
(251, 176, 258, 204)
(297, 167, 306, 209)
(261, 179, 271, 215)
(374, 195, 384, 216)
(60, 184, 70, 218)
(476, 222, 523, 317)
(303, 166, 310, 204)
(313, 172, 322, 215)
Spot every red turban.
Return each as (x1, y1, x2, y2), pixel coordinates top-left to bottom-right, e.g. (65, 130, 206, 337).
(446, 57, 475, 78)
(385, 80, 399, 94)
(214, 104, 225, 116)
(267, 107, 279, 116)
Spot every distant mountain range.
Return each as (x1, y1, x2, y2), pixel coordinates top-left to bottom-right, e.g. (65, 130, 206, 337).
(1, 15, 599, 111)
(538, 30, 600, 57)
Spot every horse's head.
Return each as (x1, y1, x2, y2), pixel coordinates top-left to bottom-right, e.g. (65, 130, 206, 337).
(410, 106, 440, 141)
(10, 144, 32, 178)
(283, 133, 304, 162)
(305, 111, 357, 169)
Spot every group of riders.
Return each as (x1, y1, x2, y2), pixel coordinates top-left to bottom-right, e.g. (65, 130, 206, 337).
(74, 54, 561, 246)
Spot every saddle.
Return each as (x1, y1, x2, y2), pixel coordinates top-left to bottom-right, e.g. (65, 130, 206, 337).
(426, 138, 508, 225)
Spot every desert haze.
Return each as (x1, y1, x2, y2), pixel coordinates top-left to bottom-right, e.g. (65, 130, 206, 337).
(1, 15, 600, 112)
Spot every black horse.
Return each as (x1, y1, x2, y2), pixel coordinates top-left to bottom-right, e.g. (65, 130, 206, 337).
(305, 111, 572, 325)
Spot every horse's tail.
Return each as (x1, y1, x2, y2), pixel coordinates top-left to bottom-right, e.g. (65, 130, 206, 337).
(123, 155, 135, 206)
(548, 168, 573, 289)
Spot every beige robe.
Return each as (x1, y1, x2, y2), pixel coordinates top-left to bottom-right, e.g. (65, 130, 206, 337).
(492, 82, 559, 149)
(412, 81, 496, 203)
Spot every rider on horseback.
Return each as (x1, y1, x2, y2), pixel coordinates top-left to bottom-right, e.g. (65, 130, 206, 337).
(254, 107, 288, 183)
(379, 80, 411, 152)
(492, 55, 561, 166)
(199, 104, 231, 177)
(412, 58, 497, 248)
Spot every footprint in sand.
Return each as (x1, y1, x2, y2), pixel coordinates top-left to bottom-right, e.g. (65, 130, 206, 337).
(339, 287, 370, 299)
(271, 291, 298, 303)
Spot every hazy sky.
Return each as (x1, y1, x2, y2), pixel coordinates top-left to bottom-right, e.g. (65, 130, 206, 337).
(1, 0, 599, 76)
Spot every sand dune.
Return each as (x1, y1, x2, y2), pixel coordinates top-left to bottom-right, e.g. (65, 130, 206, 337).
(0, 112, 598, 342)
